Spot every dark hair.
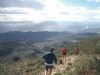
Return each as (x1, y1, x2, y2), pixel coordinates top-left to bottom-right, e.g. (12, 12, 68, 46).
(51, 48, 55, 52)
(13, 56, 20, 61)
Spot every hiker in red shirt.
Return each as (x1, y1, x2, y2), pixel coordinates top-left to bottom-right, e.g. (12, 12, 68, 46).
(61, 47, 68, 63)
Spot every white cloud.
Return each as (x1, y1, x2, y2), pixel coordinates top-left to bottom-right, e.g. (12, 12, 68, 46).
(0, 0, 100, 23)
(0, 7, 48, 23)
(87, 0, 100, 3)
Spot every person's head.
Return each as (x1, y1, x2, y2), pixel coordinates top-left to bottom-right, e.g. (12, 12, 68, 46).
(50, 48, 55, 53)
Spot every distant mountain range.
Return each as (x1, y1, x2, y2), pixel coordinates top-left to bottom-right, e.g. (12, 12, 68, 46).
(85, 28, 100, 33)
(0, 31, 99, 63)
(0, 21, 100, 33)
(0, 30, 99, 42)
(0, 31, 72, 42)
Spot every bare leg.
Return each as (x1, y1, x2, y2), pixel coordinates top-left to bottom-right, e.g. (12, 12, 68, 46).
(45, 68, 49, 75)
(48, 69, 52, 75)
(45, 70, 47, 75)
(63, 55, 66, 63)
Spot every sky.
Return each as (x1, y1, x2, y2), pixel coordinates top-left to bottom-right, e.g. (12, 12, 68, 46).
(0, 0, 100, 32)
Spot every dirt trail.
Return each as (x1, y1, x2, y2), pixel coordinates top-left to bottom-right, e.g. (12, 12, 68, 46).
(41, 55, 77, 75)
(52, 55, 77, 75)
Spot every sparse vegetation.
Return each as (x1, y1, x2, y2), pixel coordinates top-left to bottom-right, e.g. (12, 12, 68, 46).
(0, 58, 44, 75)
(0, 32, 100, 75)
(55, 36, 100, 75)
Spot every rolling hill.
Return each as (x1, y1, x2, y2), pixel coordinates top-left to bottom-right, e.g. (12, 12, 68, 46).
(0, 31, 99, 63)
(0, 35, 100, 75)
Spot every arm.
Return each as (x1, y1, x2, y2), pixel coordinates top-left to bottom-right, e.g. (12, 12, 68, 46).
(43, 54, 46, 59)
(53, 54, 57, 64)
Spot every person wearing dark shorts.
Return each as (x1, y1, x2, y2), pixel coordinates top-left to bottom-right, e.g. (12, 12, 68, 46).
(63, 53, 67, 56)
(61, 47, 68, 63)
(43, 48, 57, 75)
(45, 64, 53, 72)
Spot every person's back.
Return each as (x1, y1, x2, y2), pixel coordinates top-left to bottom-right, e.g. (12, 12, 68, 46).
(62, 47, 68, 56)
(43, 52, 57, 64)
(43, 48, 57, 75)
(61, 47, 68, 63)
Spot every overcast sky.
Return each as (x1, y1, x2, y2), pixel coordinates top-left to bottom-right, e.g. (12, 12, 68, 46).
(0, 0, 100, 32)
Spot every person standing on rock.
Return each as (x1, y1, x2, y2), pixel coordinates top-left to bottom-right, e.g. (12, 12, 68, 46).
(43, 48, 57, 75)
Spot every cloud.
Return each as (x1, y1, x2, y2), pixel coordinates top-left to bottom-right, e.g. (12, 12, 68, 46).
(0, 25, 9, 32)
(0, 0, 100, 32)
(87, 0, 100, 3)
(0, 21, 100, 33)
(0, 0, 44, 9)
(0, 21, 60, 32)
(0, 22, 84, 32)
(0, 7, 26, 14)
(0, 0, 100, 23)
(0, 7, 48, 22)
(0, 6, 100, 22)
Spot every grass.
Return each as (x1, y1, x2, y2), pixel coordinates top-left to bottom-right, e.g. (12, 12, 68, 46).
(0, 36, 100, 75)
(55, 36, 100, 75)
(0, 58, 44, 75)
(55, 55, 100, 75)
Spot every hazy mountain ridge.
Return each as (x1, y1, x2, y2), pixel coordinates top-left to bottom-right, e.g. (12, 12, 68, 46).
(0, 31, 99, 42)
(0, 31, 99, 63)
(0, 31, 71, 42)
(1, 21, 100, 33)
(85, 28, 100, 33)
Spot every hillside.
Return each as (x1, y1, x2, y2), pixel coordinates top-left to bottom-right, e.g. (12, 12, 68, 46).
(0, 31, 98, 63)
(55, 55, 100, 75)
(0, 31, 73, 42)
(0, 35, 100, 75)
(0, 31, 98, 42)
(55, 36, 100, 75)
(78, 36, 100, 55)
